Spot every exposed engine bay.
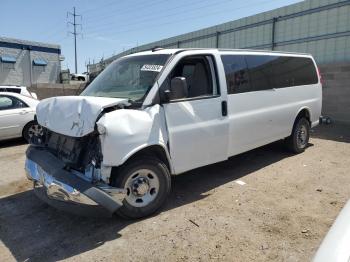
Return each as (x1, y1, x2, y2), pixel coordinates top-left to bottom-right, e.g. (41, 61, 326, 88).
(33, 128, 104, 183)
(46, 130, 102, 172)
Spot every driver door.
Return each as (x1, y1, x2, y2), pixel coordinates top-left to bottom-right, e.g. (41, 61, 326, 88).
(162, 54, 229, 174)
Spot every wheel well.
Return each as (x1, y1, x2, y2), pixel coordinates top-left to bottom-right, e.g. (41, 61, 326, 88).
(296, 109, 311, 124)
(110, 145, 171, 183)
(289, 109, 311, 137)
(22, 120, 35, 138)
(128, 145, 170, 169)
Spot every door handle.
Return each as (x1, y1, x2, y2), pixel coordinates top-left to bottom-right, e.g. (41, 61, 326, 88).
(20, 110, 29, 115)
(221, 101, 227, 117)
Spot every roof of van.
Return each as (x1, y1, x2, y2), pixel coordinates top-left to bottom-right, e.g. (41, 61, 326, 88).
(127, 48, 312, 57)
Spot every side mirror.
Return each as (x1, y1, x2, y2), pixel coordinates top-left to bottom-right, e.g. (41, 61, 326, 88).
(163, 77, 188, 101)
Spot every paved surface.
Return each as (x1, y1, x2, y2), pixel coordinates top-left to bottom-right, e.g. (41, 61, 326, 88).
(0, 123, 349, 262)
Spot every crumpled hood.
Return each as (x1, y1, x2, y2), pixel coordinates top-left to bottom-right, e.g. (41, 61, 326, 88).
(36, 96, 129, 137)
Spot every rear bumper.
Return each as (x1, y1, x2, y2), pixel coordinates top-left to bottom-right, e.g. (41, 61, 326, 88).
(25, 146, 126, 217)
(312, 119, 320, 128)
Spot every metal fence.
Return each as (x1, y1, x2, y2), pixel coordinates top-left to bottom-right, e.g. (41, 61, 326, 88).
(89, 0, 350, 73)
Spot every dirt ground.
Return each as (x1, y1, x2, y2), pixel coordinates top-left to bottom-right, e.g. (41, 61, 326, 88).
(0, 123, 349, 262)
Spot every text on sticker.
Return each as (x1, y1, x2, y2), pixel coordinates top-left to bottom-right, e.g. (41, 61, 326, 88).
(141, 64, 163, 72)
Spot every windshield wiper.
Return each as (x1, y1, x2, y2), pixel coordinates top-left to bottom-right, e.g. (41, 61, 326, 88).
(127, 98, 142, 107)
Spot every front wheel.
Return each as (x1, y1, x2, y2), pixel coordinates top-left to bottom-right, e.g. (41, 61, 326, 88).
(111, 157, 171, 219)
(285, 117, 310, 154)
(22, 120, 43, 143)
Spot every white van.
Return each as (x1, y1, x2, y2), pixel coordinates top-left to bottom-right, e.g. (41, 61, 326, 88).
(25, 48, 322, 218)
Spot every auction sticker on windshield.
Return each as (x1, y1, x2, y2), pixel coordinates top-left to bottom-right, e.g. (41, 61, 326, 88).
(141, 64, 163, 72)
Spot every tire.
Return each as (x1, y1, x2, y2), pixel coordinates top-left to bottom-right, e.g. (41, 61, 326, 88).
(111, 157, 171, 219)
(22, 120, 43, 143)
(285, 117, 310, 154)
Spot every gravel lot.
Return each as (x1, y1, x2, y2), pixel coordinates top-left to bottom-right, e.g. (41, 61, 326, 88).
(0, 123, 349, 262)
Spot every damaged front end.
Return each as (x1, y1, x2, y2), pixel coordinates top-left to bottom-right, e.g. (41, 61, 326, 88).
(44, 130, 103, 180)
(25, 96, 129, 217)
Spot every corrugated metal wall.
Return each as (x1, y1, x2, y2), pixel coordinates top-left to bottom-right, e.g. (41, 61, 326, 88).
(89, 0, 350, 73)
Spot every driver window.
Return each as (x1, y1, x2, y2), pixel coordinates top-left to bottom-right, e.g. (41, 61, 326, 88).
(0, 96, 27, 110)
(170, 55, 218, 99)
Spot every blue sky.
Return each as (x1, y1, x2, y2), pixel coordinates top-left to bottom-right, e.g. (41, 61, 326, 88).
(0, 0, 301, 73)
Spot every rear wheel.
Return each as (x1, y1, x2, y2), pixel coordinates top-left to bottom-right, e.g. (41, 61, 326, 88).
(285, 117, 310, 153)
(111, 157, 171, 219)
(22, 121, 43, 143)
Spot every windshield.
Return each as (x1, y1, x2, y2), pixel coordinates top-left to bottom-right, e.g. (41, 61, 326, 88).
(81, 54, 170, 101)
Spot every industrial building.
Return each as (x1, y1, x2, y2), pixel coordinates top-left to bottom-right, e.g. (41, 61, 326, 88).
(0, 37, 62, 86)
(88, 0, 350, 122)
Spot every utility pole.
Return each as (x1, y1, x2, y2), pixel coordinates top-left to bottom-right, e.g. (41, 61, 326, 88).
(67, 7, 82, 73)
(86, 58, 91, 73)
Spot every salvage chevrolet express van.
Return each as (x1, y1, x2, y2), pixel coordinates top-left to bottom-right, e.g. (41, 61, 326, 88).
(25, 48, 322, 218)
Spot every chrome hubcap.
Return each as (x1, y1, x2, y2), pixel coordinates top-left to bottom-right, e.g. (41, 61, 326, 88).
(125, 169, 159, 208)
(132, 177, 149, 196)
(28, 124, 43, 138)
(297, 125, 308, 148)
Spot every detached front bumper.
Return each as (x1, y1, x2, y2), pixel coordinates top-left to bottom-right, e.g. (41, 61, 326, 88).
(25, 146, 125, 217)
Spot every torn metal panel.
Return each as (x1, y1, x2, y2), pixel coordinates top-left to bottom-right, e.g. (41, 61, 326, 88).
(36, 96, 129, 137)
(97, 104, 171, 168)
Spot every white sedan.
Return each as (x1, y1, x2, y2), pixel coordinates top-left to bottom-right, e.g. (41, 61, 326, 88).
(0, 92, 41, 142)
(313, 200, 350, 262)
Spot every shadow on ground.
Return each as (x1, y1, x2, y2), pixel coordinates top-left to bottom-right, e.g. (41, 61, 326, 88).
(0, 138, 27, 149)
(0, 142, 292, 262)
(311, 122, 350, 143)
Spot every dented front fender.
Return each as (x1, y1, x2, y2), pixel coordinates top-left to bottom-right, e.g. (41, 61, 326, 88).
(97, 104, 172, 171)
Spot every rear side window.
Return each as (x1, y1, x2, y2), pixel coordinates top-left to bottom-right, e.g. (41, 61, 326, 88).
(271, 56, 318, 88)
(7, 88, 21, 94)
(0, 88, 21, 94)
(245, 55, 276, 91)
(221, 55, 250, 94)
(245, 55, 318, 91)
(222, 54, 318, 94)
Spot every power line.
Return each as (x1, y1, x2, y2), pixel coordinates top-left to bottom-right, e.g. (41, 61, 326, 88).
(87, 0, 278, 43)
(84, 0, 233, 34)
(35, 16, 67, 43)
(80, 0, 123, 14)
(67, 7, 82, 73)
(83, 0, 167, 22)
(83, 0, 213, 29)
(44, 26, 67, 42)
(37, 19, 63, 37)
